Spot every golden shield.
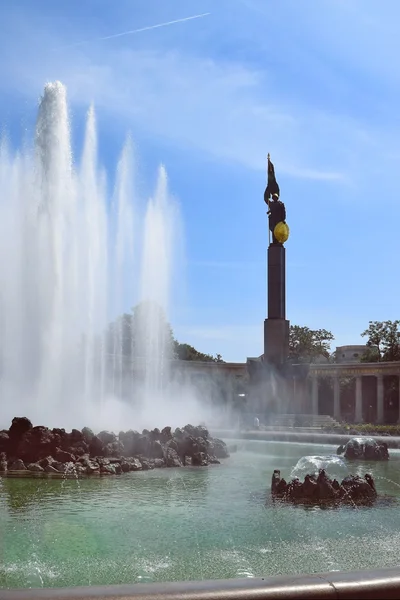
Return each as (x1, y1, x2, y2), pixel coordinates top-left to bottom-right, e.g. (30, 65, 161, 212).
(274, 221, 290, 243)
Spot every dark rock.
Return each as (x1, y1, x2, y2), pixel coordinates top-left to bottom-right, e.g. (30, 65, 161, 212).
(68, 443, 88, 457)
(118, 430, 140, 456)
(45, 465, 59, 474)
(211, 438, 230, 459)
(166, 439, 179, 452)
(0, 452, 7, 472)
(161, 426, 173, 442)
(10, 459, 27, 471)
(102, 441, 121, 457)
(52, 461, 68, 473)
(98, 431, 117, 445)
(82, 427, 95, 442)
(85, 462, 100, 475)
(100, 464, 116, 475)
(139, 458, 154, 470)
(128, 458, 143, 471)
(4, 417, 229, 477)
(114, 463, 122, 475)
(192, 452, 208, 466)
(17, 426, 55, 463)
(27, 463, 44, 472)
(0, 431, 9, 453)
(135, 435, 151, 456)
(9, 417, 33, 439)
(151, 440, 164, 459)
(70, 429, 84, 443)
(338, 437, 389, 461)
(166, 447, 183, 467)
(74, 464, 87, 476)
(54, 448, 76, 463)
(149, 428, 161, 441)
(183, 424, 209, 439)
(38, 456, 56, 468)
(89, 435, 104, 456)
(271, 468, 378, 506)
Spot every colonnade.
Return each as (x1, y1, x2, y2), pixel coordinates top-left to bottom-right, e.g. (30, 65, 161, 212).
(310, 373, 400, 423)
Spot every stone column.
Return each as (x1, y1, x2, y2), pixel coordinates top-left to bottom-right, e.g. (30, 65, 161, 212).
(311, 376, 318, 415)
(377, 374, 384, 424)
(398, 375, 400, 424)
(333, 375, 341, 421)
(355, 375, 363, 423)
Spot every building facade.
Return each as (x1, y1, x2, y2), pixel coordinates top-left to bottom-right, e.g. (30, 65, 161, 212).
(173, 358, 400, 425)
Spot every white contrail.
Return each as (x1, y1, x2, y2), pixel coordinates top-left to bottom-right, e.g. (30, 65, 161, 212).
(54, 13, 211, 50)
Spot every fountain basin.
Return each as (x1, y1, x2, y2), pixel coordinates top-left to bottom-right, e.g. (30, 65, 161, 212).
(1, 439, 400, 589)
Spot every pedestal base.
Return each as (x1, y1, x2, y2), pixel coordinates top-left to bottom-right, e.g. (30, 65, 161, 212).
(264, 318, 289, 368)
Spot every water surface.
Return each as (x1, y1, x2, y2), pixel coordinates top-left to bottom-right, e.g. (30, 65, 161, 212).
(1, 440, 400, 588)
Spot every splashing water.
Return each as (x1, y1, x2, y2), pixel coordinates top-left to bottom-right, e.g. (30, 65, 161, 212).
(291, 455, 349, 481)
(0, 81, 206, 431)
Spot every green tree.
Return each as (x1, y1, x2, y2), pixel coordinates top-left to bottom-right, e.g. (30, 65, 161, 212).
(106, 301, 224, 363)
(289, 325, 334, 363)
(174, 342, 224, 363)
(361, 320, 400, 362)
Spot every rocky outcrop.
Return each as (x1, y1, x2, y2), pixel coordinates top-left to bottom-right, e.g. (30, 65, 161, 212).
(271, 468, 377, 506)
(337, 437, 389, 461)
(0, 417, 229, 476)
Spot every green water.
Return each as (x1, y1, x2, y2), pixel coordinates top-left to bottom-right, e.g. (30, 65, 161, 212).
(1, 439, 400, 589)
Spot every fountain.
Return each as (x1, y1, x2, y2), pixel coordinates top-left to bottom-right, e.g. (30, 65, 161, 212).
(2, 83, 400, 594)
(0, 81, 209, 432)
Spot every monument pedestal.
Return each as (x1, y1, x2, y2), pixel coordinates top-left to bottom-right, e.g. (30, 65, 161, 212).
(264, 318, 289, 368)
(264, 243, 289, 366)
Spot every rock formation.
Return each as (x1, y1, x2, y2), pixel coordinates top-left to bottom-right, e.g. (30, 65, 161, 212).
(337, 437, 389, 461)
(0, 417, 229, 476)
(271, 468, 377, 506)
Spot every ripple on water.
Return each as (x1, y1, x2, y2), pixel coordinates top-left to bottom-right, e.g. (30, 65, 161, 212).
(1, 442, 400, 588)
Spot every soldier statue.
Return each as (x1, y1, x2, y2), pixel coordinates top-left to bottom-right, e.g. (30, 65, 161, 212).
(263, 154, 287, 245)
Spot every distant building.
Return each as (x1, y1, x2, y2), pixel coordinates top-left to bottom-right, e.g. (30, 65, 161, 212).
(335, 345, 368, 363)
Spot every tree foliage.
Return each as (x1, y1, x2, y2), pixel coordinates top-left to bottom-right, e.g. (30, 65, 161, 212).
(361, 320, 400, 362)
(106, 301, 224, 363)
(288, 325, 334, 363)
(173, 342, 223, 362)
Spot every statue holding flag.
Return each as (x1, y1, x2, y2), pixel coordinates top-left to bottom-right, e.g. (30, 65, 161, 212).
(264, 154, 289, 245)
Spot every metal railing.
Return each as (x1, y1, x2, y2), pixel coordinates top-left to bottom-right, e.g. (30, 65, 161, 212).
(1, 566, 400, 600)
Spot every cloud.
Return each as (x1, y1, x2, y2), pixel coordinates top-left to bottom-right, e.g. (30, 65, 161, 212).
(1, 0, 400, 191)
(0, 32, 349, 183)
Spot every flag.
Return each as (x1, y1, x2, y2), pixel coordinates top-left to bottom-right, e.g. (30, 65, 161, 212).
(264, 155, 280, 204)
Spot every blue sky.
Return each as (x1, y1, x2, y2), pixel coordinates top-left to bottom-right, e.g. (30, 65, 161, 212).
(0, 0, 399, 362)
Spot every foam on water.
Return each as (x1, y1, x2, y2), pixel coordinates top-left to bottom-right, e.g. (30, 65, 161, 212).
(291, 455, 349, 481)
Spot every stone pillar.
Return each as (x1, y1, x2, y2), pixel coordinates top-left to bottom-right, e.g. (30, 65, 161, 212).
(333, 376, 341, 421)
(377, 374, 384, 424)
(355, 375, 363, 423)
(398, 375, 400, 424)
(264, 244, 290, 368)
(311, 376, 318, 415)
